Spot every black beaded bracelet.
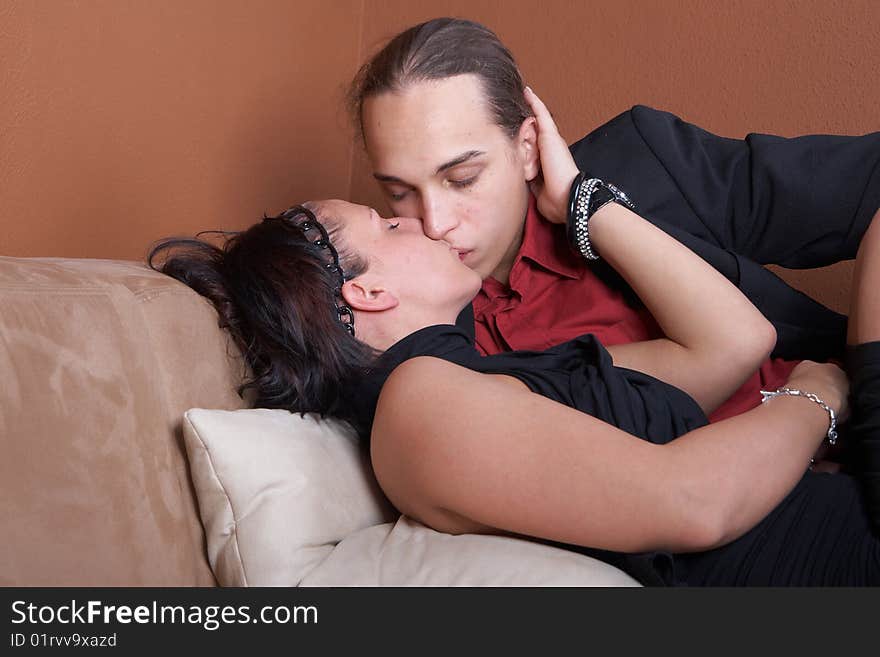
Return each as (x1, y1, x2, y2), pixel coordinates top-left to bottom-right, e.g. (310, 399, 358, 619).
(566, 173, 635, 260)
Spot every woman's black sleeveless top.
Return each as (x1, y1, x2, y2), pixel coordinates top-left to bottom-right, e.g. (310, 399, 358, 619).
(347, 324, 707, 444)
(344, 323, 710, 585)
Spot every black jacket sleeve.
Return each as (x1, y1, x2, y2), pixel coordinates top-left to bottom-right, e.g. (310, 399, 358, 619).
(568, 106, 880, 360)
(570, 105, 880, 267)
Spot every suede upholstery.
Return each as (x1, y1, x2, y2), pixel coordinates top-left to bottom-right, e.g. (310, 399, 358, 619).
(0, 257, 246, 585)
(1, 256, 642, 587)
(1, 255, 849, 587)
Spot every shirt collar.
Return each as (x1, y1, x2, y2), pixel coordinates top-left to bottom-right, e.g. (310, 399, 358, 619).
(518, 194, 584, 280)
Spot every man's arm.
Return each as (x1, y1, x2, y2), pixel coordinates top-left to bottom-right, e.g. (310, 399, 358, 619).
(571, 105, 880, 268)
(568, 106, 880, 360)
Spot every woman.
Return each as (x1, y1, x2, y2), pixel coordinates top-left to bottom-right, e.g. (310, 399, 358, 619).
(150, 171, 880, 583)
(348, 16, 880, 525)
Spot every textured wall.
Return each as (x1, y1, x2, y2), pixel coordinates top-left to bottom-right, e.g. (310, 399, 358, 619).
(349, 0, 880, 312)
(351, 0, 880, 204)
(3, 0, 878, 310)
(0, 0, 361, 259)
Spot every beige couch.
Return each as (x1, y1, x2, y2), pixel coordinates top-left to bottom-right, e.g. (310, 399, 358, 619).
(1, 256, 640, 586)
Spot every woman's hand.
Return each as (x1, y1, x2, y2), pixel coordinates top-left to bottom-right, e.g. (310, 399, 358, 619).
(523, 86, 580, 224)
(784, 360, 850, 472)
(784, 360, 850, 423)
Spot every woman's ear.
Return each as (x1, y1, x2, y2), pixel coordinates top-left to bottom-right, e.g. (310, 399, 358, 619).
(341, 277, 399, 313)
(517, 116, 540, 181)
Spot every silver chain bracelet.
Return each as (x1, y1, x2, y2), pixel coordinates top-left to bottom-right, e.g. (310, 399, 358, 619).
(759, 387, 838, 445)
(571, 177, 635, 261)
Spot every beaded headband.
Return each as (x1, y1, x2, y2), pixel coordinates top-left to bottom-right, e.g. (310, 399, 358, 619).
(269, 205, 355, 337)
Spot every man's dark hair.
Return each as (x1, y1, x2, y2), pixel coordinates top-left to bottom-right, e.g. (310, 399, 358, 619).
(348, 17, 531, 140)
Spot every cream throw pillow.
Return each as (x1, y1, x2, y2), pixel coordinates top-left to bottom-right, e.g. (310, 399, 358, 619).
(303, 517, 640, 586)
(183, 408, 395, 586)
(183, 407, 640, 587)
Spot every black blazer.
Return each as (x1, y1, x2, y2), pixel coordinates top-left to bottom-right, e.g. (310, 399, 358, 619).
(569, 106, 880, 361)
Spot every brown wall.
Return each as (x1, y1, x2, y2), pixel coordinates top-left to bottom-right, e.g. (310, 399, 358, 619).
(0, 0, 361, 260)
(3, 0, 879, 311)
(348, 0, 880, 313)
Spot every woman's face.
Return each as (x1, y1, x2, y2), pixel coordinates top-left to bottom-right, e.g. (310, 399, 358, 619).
(318, 199, 482, 316)
(361, 74, 537, 283)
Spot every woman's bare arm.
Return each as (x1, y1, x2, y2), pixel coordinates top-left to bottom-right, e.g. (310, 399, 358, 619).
(590, 203, 776, 413)
(525, 87, 775, 414)
(371, 357, 843, 554)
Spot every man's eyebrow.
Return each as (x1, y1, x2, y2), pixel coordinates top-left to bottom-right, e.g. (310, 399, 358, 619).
(372, 150, 486, 183)
(435, 150, 485, 174)
(373, 172, 405, 184)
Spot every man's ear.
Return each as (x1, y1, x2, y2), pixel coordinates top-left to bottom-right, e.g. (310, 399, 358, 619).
(517, 116, 540, 181)
(341, 277, 399, 312)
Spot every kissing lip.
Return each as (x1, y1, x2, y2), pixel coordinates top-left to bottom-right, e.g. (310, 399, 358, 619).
(453, 249, 472, 261)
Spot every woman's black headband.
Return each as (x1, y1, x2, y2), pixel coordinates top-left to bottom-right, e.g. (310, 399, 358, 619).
(267, 205, 356, 337)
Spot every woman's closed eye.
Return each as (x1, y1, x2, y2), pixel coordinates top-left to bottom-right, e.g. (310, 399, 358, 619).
(388, 221, 400, 230)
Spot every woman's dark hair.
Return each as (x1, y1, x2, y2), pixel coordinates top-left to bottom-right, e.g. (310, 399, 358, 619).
(348, 17, 531, 140)
(148, 204, 375, 419)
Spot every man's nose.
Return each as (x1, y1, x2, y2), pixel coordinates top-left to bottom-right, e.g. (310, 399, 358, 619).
(420, 193, 458, 240)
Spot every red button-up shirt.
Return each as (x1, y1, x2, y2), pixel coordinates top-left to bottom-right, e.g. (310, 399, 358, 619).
(472, 197, 799, 422)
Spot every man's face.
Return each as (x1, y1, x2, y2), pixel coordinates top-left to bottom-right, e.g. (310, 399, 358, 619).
(361, 74, 535, 283)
